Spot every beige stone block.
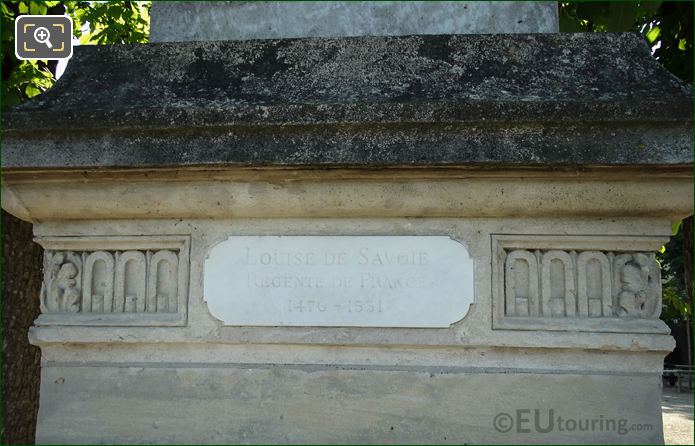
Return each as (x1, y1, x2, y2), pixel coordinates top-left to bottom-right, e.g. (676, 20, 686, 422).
(37, 363, 663, 444)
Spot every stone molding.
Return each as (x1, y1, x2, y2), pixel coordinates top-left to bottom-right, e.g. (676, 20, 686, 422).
(3, 172, 692, 223)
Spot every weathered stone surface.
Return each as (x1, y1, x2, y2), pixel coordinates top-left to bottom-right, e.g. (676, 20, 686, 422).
(13, 183, 686, 444)
(37, 363, 663, 444)
(150, 1, 559, 42)
(2, 16, 691, 445)
(2, 33, 691, 169)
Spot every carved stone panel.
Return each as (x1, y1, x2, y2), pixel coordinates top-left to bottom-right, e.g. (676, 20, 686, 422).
(83, 251, 115, 313)
(613, 253, 662, 319)
(504, 250, 539, 317)
(492, 235, 669, 334)
(576, 251, 612, 318)
(147, 250, 179, 314)
(115, 251, 147, 313)
(540, 250, 575, 318)
(36, 236, 189, 326)
(41, 251, 83, 314)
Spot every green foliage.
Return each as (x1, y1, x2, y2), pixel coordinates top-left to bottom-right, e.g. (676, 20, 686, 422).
(658, 224, 692, 324)
(1, 1, 150, 109)
(662, 285, 691, 323)
(560, 2, 663, 32)
(66, 1, 149, 45)
(559, 2, 693, 83)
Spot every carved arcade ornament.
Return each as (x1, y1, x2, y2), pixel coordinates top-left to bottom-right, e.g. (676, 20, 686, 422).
(493, 235, 669, 334)
(35, 236, 190, 326)
(503, 249, 661, 320)
(42, 249, 180, 315)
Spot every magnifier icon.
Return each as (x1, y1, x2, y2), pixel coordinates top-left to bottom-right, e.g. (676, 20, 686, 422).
(33, 26, 52, 49)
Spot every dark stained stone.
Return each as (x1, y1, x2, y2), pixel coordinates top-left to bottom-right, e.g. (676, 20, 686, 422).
(2, 32, 692, 169)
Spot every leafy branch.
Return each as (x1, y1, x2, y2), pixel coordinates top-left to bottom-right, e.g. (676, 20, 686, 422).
(1, 1, 150, 109)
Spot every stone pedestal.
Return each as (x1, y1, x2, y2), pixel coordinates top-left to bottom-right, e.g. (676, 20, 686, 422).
(2, 32, 692, 444)
(150, 1, 559, 42)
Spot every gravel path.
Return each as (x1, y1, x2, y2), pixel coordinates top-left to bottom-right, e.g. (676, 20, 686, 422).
(662, 387, 694, 445)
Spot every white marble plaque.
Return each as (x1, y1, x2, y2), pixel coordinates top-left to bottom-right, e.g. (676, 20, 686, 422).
(204, 236, 474, 327)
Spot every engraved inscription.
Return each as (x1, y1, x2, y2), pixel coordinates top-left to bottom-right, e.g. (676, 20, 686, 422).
(204, 236, 475, 327)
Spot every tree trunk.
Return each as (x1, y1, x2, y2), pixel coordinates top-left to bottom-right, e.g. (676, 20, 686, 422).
(2, 210, 43, 445)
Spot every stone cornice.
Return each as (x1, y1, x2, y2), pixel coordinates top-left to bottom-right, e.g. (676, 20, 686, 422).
(2, 33, 692, 169)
